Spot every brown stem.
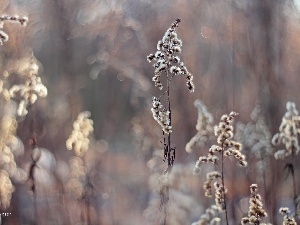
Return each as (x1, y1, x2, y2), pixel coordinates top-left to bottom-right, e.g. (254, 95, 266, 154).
(162, 70, 172, 225)
(28, 105, 40, 225)
(221, 143, 229, 225)
(291, 161, 298, 222)
(261, 155, 269, 223)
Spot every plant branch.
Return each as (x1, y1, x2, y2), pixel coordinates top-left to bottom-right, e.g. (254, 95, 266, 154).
(221, 142, 229, 225)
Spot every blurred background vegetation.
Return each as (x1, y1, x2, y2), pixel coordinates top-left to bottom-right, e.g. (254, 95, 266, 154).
(1, 0, 300, 224)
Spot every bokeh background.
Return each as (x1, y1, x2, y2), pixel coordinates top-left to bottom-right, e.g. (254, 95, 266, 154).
(0, 0, 300, 224)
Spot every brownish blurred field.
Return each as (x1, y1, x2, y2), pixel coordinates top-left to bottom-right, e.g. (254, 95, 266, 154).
(0, 0, 300, 224)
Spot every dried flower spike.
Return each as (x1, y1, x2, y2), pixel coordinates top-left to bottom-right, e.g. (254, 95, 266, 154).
(194, 111, 247, 173)
(0, 170, 14, 209)
(235, 104, 273, 158)
(147, 18, 195, 92)
(151, 97, 172, 134)
(279, 207, 297, 225)
(241, 184, 268, 225)
(203, 171, 222, 197)
(66, 111, 94, 156)
(272, 102, 300, 159)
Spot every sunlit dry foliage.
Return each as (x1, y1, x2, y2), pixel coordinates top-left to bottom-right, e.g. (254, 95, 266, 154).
(66, 111, 94, 157)
(272, 102, 300, 159)
(0, 170, 14, 209)
(0, 14, 28, 45)
(279, 207, 297, 225)
(145, 149, 200, 225)
(0, 58, 47, 117)
(0, 1, 300, 225)
(191, 204, 221, 225)
(186, 99, 214, 154)
(241, 184, 269, 225)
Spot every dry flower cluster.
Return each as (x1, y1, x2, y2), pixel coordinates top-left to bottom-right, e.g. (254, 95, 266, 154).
(66, 111, 94, 156)
(191, 205, 221, 225)
(0, 14, 28, 45)
(241, 184, 269, 225)
(192, 111, 248, 225)
(0, 114, 26, 208)
(213, 182, 227, 211)
(279, 207, 297, 225)
(235, 104, 273, 159)
(203, 171, 222, 197)
(0, 170, 14, 209)
(186, 99, 214, 153)
(0, 115, 18, 173)
(10, 74, 48, 116)
(0, 16, 47, 117)
(0, 15, 44, 211)
(148, 19, 194, 135)
(272, 102, 300, 159)
(0, 9, 299, 225)
(194, 112, 246, 174)
(146, 19, 196, 224)
(147, 18, 194, 92)
(151, 97, 172, 134)
(0, 60, 48, 116)
(65, 111, 95, 206)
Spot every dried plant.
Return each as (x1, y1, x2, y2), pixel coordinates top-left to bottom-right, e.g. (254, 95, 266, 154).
(0, 115, 18, 174)
(272, 102, 299, 219)
(147, 18, 195, 225)
(0, 113, 26, 210)
(147, 18, 194, 94)
(66, 111, 95, 224)
(235, 104, 273, 211)
(235, 104, 273, 159)
(0, 59, 48, 117)
(0, 14, 28, 45)
(194, 112, 246, 225)
(241, 184, 270, 225)
(194, 112, 247, 174)
(148, 18, 194, 170)
(186, 99, 214, 154)
(191, 204, 221, 225)
(144, 150, 200, 225)
(279, 207, 297, 225)
(272, 102, 300, 159)
(0, 170, 14, 209)
(66, 111, 94, 157)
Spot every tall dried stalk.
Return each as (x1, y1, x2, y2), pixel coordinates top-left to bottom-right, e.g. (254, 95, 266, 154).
(147, 18, 194, 224)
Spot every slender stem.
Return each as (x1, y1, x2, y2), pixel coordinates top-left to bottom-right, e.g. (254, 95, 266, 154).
(162, 70, 172, 225)
(29, 136, 39, 225)
(291, 161, 298, 220)
(163, 184, 169, 225)
(28, 106, 39, 225)
(221, 143, 229, 225)
(167, 70, 172, 172)
(261, 155, 269, 223)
